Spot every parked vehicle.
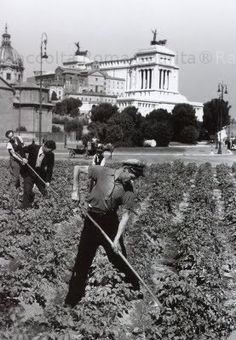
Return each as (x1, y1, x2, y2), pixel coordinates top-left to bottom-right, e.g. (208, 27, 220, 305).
(68, 141, 114, 158)
(68, 140, 86, 158)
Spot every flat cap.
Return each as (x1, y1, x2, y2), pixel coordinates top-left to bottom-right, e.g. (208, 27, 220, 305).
(122, 159, 146, 177)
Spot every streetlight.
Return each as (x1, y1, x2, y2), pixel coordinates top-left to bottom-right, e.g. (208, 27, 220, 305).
(39, 32, 48, 145)
(15, 87, 22, 135)
(217, 82, 228, 154)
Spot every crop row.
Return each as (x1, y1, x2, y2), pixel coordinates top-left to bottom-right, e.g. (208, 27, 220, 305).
(1, 160, 235, 339)
(162, 163, 233, 339)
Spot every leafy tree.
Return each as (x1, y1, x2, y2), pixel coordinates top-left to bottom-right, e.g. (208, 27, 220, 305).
(146, 108, 172, 122)
(130, 130, 145, 146)
(64, 119, 83, 139)
(155, 121, 173, 146)
(141, 120, 158, 140)
(16, 126, 27, 132)
(53, 97, 82, 117)
(88, 121, 108, 142)
(52, 116, 69, 125)
(90, 103, 118, 123)
(179, 126, 199, 144)
(142, 108, 173, 146)
(105, 125, 124, 146)
(121, 106, 144, 128)
(106, 112, 136, 146)
(197, 121, 209, 141)
(172, 103, 197, 141)
(142, 120, 173, 146)
(120, 106, 145, 145)
(88, 106, 145, 146)
(52, 125, 61, 132)
(203, 98, 231, 136)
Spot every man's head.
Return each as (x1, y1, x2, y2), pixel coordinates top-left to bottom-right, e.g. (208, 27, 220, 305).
(97, 144, 104, 154)
(42, 140, 56, 154)
(5, 130, 14, 140)
(119, 159, 146, 184)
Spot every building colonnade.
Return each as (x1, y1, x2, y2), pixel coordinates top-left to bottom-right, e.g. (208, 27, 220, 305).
(127, 67, 171, 91)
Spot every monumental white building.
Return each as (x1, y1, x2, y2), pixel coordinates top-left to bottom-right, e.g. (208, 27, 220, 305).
(99, 35, 203, 120)
(29, 35, 203, 120)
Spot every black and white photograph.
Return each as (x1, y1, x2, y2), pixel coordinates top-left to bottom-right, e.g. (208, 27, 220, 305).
(1, 0, 236, 339)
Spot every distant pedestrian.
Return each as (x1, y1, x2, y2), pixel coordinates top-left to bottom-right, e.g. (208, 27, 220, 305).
(5, 130, 27, 192)
(21, 140, 56, 209)
(92, 144, 105, 166)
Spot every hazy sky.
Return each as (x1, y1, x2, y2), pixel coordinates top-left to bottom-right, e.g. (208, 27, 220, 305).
(1, 0, 236, 114)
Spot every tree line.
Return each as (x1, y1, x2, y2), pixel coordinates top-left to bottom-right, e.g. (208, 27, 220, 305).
(52, 97, 231, 147)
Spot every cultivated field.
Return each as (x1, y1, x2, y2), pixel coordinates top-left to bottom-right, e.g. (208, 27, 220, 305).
(1, 159, 236, 339)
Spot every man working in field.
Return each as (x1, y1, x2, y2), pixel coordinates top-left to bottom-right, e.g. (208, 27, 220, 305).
(21, 140, 56, 209)
(65, 159, 145, 307)
(5, 130, 26, 193)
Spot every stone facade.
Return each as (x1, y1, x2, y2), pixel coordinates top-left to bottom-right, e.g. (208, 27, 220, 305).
(99, 44, 203, 120)
(13, 82, 53, 135)
(28, 49, 125, 108)
(28, 37, 203, 120)
(0, 77, 15, 138)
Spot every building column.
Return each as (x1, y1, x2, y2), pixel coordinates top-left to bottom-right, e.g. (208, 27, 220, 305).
(129, 70, 132, 90)
(145, 69, 148, 89)
(163, 70, 166, 90)
(159, 69, 162, 89)
(149, 69, 152, 89)
(167, 71, 170, 90)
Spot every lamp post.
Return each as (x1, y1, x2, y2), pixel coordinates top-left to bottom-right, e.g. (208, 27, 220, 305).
(217, 82, 228, 154)
(39, 32, 48, 145)
(16, 87, 22, 135)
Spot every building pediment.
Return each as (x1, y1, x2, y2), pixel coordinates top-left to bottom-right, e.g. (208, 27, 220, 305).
(88, 70, 105, 77)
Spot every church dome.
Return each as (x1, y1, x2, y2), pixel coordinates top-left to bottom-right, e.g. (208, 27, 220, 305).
(0, 25, 24, 70)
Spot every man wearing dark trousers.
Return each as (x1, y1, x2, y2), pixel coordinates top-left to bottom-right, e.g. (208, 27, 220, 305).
(5, 130, 26, 192)
(21, 140, 56, 209)
(65, 159, 145, 307)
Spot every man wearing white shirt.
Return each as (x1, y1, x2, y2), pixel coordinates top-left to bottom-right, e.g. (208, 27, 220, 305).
(5, 130, 27, 191)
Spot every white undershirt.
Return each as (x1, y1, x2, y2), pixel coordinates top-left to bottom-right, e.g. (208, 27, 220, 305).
(36, 146, 45, 167)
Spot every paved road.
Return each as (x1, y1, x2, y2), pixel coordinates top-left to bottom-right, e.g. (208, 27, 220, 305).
(55, 144, 236, 167)
(1, 144, 235, 167)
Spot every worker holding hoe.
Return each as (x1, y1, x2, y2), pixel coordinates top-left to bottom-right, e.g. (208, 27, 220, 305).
(65, 159, 145, 307)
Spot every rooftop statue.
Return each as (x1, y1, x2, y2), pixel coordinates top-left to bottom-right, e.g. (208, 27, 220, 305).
(75, 41, 88, 56)
(151, 29, 167, 46)
(151, 29, 157, 43)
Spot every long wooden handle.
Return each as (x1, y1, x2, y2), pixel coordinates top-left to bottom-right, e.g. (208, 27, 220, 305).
(86, 210, 161, 308)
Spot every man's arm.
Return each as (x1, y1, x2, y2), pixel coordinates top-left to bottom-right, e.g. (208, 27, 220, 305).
(7, 144, 28, 164)
(113, 209, 130, 253)
(71, 165, 89, 201)
(100, 157, 106, 166)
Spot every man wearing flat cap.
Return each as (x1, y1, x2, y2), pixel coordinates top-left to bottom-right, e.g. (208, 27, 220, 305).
(65, 159, 145, 307)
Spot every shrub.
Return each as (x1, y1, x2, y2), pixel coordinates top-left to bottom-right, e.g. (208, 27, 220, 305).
(179, 125, 199, 144)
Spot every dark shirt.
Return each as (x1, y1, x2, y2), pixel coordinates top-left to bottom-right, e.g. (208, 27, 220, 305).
(23, 144, 54, 182)
(88, 166, 135, 213)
